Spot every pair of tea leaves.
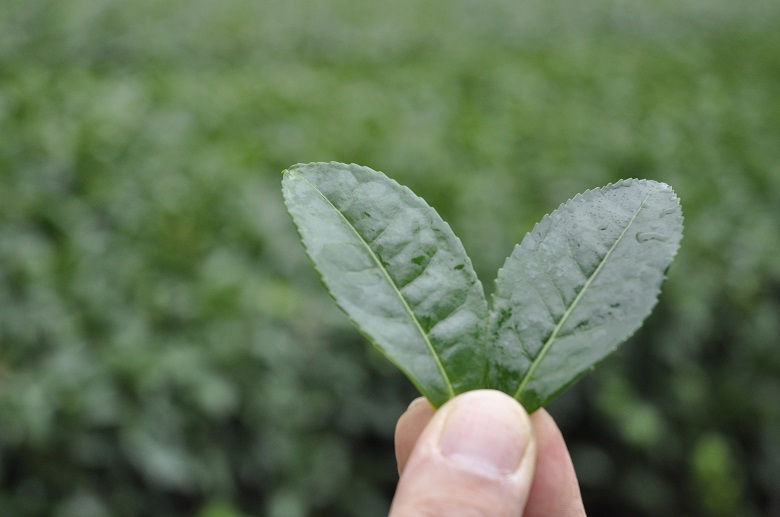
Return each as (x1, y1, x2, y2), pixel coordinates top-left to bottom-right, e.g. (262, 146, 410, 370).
(282, 162, 683, 411)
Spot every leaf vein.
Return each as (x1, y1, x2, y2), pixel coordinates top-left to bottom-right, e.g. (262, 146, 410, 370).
(512, 189, 656, 400)
(297, 174, 456, 398)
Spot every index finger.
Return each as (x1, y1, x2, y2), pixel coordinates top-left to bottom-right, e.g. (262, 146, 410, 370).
(394, 397, 435, 475)
(523, 409, 587, 517)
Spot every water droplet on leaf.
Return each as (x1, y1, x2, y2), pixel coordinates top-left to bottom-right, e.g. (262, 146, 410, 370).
(636, 232, 670, 243)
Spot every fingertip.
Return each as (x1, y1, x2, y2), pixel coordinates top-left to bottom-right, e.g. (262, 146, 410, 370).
(395, 397, 435, 475)
(438, 390, 534, 478)
(406, 396, 434, 414)
(390, 390, 538, 517)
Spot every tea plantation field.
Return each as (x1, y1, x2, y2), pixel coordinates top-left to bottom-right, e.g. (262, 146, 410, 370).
(2, 0, 780, 515)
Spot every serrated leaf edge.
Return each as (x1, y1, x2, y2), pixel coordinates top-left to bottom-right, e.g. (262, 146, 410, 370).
(512, 188, 654, 399)
(488, 178, 680, 403)
(283, 163, 458, 399)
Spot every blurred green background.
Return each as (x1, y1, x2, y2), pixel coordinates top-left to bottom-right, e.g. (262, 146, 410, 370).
(1, 0, 779, 515)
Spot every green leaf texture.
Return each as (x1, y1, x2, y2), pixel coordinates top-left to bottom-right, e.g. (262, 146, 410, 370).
(488, 179, 683, 412)
(282, 162, 488, 407)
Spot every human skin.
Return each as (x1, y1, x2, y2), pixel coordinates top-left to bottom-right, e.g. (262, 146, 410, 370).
(390, 390, 587, 517)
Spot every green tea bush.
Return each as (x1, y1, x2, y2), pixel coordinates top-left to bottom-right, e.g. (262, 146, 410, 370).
(1, 0, 779, 515)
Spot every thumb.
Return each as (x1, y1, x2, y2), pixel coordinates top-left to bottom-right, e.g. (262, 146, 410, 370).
(389, 390, 537, 517)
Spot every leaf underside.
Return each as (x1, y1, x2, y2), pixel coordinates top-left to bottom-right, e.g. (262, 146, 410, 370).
(283, 163, 683, 412)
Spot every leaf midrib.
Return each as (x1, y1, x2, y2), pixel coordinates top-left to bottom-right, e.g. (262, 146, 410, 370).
(296, 172, 456, 398)
(512, 189, 655, 400)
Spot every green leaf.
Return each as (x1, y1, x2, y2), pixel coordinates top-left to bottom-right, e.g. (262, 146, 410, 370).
(488, 179, 683, 412)
(283, 164, 683, 412)
(282, 162, 489, 407)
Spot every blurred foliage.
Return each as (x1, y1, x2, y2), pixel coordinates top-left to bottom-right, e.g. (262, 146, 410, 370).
(1, 0, 779, 515)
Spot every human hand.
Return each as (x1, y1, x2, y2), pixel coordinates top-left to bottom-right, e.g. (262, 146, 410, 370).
(390, 390, 587, 517)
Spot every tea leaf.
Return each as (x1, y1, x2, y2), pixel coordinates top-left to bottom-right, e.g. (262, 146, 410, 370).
(282, 162, 488, 407)
(488, 179, 683, 412)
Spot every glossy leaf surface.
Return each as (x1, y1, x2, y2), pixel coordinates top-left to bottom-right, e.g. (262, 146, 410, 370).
(282, 162, 488, 407)
(488, 179, 683, 412)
